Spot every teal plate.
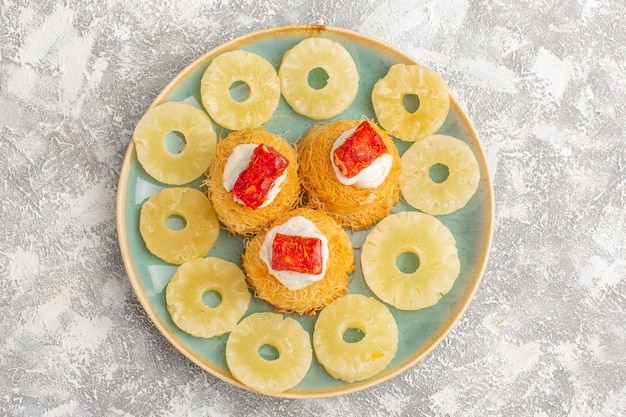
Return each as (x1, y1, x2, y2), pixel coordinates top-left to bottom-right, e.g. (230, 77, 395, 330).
(116, 25, 494, 398)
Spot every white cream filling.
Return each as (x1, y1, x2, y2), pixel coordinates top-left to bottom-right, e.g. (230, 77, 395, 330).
(330, 127, 393, 189)
(222, 143, 287, 208)
(259, 216, 329, 291)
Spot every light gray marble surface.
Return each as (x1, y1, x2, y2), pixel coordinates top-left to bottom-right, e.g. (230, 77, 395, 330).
(1, 0, 624, 416)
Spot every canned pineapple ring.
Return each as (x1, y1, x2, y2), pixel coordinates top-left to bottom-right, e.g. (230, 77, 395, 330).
(313, 294, 398, 383)
(166, 257, 251, 338)
(200, 50, 280, 131)
(279, 37, 359, 120)
(361, 211, 460, 310)
(139, 187, 219, 265)
(133, 101, 216, 185)
(372, 63, 450, 142)
(400, 134, 480, 215)
(226, 312, 312, 394)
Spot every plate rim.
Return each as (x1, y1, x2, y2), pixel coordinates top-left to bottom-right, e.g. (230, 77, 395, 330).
(116, 24, 495, 399)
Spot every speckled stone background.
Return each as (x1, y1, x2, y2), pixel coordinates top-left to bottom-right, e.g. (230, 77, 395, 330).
(1, 0, 624, 416)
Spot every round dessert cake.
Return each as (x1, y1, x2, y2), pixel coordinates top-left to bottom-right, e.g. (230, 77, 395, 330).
(242, 207, 354, 316)
(297, 119, 401, 230)
(205, 127, 300, 236)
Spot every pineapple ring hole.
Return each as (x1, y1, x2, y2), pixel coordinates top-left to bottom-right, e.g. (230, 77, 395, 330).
(402, 93, 421, 114)
(229, 80, 251, 102)
(164, 131, 187, 155)
(165, 214, 187, 231)
(342, 327, 365, 344)
(429, 163, 450, 184)
(396, 251, 420, 274)
(201, 289, 222, 308)
(307, 67, 329, 90)
(258, 343, 280, 361)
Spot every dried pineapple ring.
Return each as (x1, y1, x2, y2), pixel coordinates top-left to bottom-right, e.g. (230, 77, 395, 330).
(372, 63, 450, 142)
(139, 187, 219, 265)
(313, 294, 398, 383)
(361, 211, 460, 310)
(200, 50, 280, 131)
(226, 312, 312, 395)
(400, 134, 480, 215)
(166, 257, 250, 338)
(133, 101, 216, 185)
(279, 37, 359, 119)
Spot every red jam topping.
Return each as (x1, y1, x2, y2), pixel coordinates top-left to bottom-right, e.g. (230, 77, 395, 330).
(232, 144, 289, 210)
(271, 233, 323, 275)
(333, 121, 388, 178)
